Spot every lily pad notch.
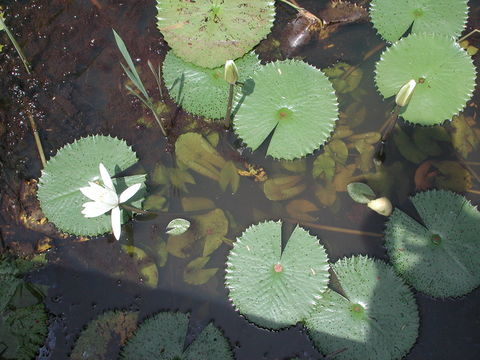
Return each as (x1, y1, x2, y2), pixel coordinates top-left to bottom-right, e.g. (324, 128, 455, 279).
(234, 60, 339, 160)
(225, 221, 330, 329)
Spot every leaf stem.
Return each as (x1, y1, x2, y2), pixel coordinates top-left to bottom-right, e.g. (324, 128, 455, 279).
(27, 112, 46, 168)
(224, 83, 235, 128)
(277, 0, 303, 12)
(0, 15, 31, 74)
(286, 218, 383, 238)
(458, 29, 480, 43)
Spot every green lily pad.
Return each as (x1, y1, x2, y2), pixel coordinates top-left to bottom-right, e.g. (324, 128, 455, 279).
(305, 256, 419, 360)
(163, 51, 260, 119)
(385, 189, 480, 297)
(156, 0, 275, 68)
(225, 221, 330, 329)
(370, 0, 469, 42)
(375, 33, 476, 125)
(347, 182, 376, 204)
(121, 312, 233, 359)
(234, 60, 339, 160)
(37, 135, 146, 237)
(71, 311, 139, 360)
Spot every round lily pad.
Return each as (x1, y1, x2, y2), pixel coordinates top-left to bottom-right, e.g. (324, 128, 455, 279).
(37, 135, 146, 237)
(234, 60, 339, 160)
(305, 256, 419, 360)
(385, 189, 480, 298)
(162, 51, 260, 119)
(375, 33, 476, 125)
(121, 312, 233, 360)
(225, 221, 330, 329)
(370, 0, 469, 42)
(156, 0, 275, 68)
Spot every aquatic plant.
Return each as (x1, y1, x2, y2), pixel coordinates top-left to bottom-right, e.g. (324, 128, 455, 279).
(385, 189, 480, 298)
(162, 51, 260, 119)
(305, 256, 419, 360)
(225, 221, 329, 329)
(370, 0, 469, 42)
(71, 311, 138, 360)
(37, 135, 146, 238)
(234, 60, 338, 160)
(375, 33, 476, 125)
(0, 11, 30, 73)
(113, 30, 167, 136)
(156, 0, 275, 68)
(121, 312, 233, 359)
(165, 218, 190, 235)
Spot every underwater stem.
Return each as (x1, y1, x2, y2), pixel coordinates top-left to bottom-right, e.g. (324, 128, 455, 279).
(277, 0, 303, 12)
(224, 83, 235, 128)
(0, 15, 31, 74)
(286, 219, 383, 238)
(458, 29, 480, 43)
(467, 189, 480, 195)
(27, 113, 46, 168)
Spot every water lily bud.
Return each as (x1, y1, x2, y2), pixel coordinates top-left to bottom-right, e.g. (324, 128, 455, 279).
(367, 197, 393, 217)
(224, 60, 239, 85)
(395, 79, 417, 107)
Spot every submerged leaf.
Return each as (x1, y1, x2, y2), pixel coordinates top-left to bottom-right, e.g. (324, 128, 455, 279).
(219, 161, 240, 194)
(184, 256, 219, 285)
(194, 209, 229, 256)
(167, 231, 196, 259)
(234, 60, 338, 160)
(323, 62, 363, 94)
(156, 0, 275, 68)
(71, 311, 138, 360)
(286, 199, 319, 222)
(451, 114, 479, 158)
(263, 175, 306, 201)
(226, 221, 330, 329)
(385, 190, 480, 297)
(181, 197, 215, 212)
(305, 256, 419, 360)
(375, 34, 476, 125)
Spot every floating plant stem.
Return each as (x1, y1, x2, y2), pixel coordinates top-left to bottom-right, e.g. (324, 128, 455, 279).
(27, 112, 46, 168)
(0, 12, 31, 74)
(277, 0, 303, 12)
(147, 60, 163, 100)
(285, 218, 383, 238)
(224, 60, 238, 128)
(112, 29, 167, 137)
(457, 29, 479, 43)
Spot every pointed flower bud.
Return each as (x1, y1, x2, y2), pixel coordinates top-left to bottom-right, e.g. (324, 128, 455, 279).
(224, 60, 239, 85)
(367, 197, 393, 217)
(395, 79, 417, 107)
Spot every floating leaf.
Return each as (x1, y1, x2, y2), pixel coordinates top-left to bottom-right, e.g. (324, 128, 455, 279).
(121, 312, 233, 359)
(347, 182, 376, 204)
(184, 256, 219, 285)
(166, 218, 191, 235)
(305, 256, 419, 360)
(176, 133, 226, 181)
(385, 190, 480, 297)
(71, 311, 138, 360)
(323, 62, 363, 94)
(163, 51, 260, 118)
(234, 60, 338, 160)
(375, 33, 476, 125)
(0, 304, 48, 360)
(219, 161, 240, 194)
(263, 175, 306, 201)
(37, 135, 146, 237)
(156, 0, 275, 68)
(226, 221, 329, 329)
(370, 0, 469, 42)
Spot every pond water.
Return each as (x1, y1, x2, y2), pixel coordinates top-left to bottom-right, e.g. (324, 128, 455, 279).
(1, 0, 480, 359)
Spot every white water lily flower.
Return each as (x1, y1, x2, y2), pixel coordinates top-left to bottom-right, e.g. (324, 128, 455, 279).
(80, 163, 142, 240)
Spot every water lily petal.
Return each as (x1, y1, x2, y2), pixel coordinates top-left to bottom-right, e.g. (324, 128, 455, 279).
(81, 201, 114, 217)
(119, 183, 142, 203)
(99, 163, 115, 190)
(111, 206, 121, 240)
(80, 182, 106, 201)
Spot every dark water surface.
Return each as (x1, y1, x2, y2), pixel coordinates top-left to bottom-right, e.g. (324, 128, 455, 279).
(1, 0, 480, 359)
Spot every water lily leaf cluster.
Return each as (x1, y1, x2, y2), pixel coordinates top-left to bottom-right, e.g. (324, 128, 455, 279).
(234, 59, 339, 160)
(156, 0, 275, 68)
(121, 312, 233, 359)
(305, 256, 419, 360)
(375, 33, 476, 125)
(37, 135, 146, 237)
(370, 0, 469, 42)
(385, 190, 480, 297)
(163, 51, 260, 119)
(225, 221, 330, 329)
(71, 311, 139, 360)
